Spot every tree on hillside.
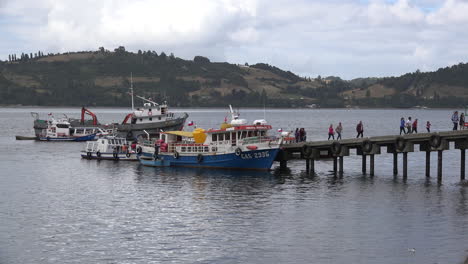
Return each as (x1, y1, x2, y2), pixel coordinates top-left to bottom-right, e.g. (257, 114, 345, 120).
(194, 56, 210, 64)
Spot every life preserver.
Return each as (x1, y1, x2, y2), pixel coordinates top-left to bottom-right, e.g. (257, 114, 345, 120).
(197, 154, 203, 163)
(136, 146, 142, 154)
(235, 148, 242, 156)
(430, 134, 441, 148)
(302, 145, 312, 157)
(173, 151, 179, 159)
(362, 139, 373, 153)
(126, 151, 131, 158)
(395, 137, 406, 151)
(96, 151, 101, 158)
(331, 141, 342, 155)
(87, 152, 92, 158)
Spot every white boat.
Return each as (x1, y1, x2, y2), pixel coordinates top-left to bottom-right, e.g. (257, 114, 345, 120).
(137, 105, 282, 170)
(81, 136, 138, 161)
(38, 117, 110, 141)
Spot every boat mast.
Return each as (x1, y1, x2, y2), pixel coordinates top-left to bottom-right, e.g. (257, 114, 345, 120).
(130, 73, 135, 111)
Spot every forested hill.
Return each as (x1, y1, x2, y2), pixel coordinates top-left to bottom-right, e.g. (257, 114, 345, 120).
(0, 47, 467, 108)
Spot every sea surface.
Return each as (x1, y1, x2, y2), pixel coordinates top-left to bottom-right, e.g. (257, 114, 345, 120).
(1, 107, 468, 264)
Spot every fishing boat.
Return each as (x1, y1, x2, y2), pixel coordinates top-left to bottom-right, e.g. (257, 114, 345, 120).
(81, 136, 138, 161)
(38, 117, 108, 141)
(137, 106, 281, 170)
(32, 76, 188, 140)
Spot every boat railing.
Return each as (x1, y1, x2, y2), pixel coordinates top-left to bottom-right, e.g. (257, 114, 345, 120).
(239, 136, 277, 145)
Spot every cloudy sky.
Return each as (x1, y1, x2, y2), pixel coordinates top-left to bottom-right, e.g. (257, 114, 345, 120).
(1, 0, 467, 79)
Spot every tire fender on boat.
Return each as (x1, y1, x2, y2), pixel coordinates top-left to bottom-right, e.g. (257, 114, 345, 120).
(126, 151, 131, 158)
(235, 148, 242, 156)
(136, 146, 142, 154)
(96, 151, 101, 158)
(173, 151, 180, 159)
(197, 154, 203, 163)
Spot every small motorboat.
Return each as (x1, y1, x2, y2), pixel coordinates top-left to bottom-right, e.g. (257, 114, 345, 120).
(81, 136, 138, 161)
(38, 118, 101, 142)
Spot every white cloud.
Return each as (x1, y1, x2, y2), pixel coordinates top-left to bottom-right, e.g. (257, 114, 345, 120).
(1, 0, 468, 79)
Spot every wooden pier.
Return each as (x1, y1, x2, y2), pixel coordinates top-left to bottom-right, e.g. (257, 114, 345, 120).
(277, 130, 468, 181)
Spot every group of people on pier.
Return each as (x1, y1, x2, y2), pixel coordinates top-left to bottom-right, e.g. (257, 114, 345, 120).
(294, 128, 307, 142)
(327, 121, 364, 140)
(451, 111, 466, 130)
(322, 111, 466, 142)
(399, 117, 430, 134)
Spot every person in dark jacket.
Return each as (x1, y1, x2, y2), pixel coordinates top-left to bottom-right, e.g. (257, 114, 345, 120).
(400, 117, 406, 135)
(356, 121, 364, 138)
(460, 113, 465, 130)
(452, 111, 459, 130)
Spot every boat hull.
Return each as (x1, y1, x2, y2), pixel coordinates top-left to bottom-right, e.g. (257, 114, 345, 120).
(39, 134, 96, 142)
(139, 148, 280, 170)
(81, 151, 138, 161)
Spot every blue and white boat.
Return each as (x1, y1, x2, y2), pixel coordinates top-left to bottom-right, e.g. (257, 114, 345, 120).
(137, 106, 281, 170)
(38, 118, 105, 142)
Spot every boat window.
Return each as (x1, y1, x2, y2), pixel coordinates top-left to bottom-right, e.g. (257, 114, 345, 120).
(248, 131, 253, 137)
(139, 118, 143, 121)
(199, 146, 203, 152)
(187, 146, 192, 152)
(260, 131, 266, 136)
(181, 147, 186, 152)
(149, 118, 152, 121)
(76, 129, 84, 134)
(241, 131, 247, 139)
(57, 124, 69, 128)
(204, 147, 209, 152)
(158, 117, 161, 120)
(232, 132, 236, 140)
(254, 131, 258, 136)
(212, 134, 217, 141)
(219, 134, 224, 141)
(211, 147, 217, 152)
(225, 133, 230, 140)
(110, 139, 114, 144)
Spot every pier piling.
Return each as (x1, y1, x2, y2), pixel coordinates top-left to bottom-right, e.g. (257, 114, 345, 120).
(437, 150, 443, 181)
(306, 158, 310, 174)
(362, 154, 367, 174)
(403, 152, 408, 179)
(393, 153, 398, 175)
(461, 149, 465, 180)
(425, 151, 430, 177)
(370, 154, 375, 176)
(333, 157, 338, 174)
(339, 156, 344, 175)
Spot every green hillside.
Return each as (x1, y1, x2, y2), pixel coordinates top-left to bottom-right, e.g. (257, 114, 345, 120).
(1, 47, 468, 108)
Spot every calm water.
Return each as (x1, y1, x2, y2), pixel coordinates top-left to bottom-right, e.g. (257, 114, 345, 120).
(1, 107, 468, 264)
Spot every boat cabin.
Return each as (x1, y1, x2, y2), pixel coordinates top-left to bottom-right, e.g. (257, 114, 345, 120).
(152, 124, 275, 155)
(124, 100, 175, 125)
(84, 137, 133, 154)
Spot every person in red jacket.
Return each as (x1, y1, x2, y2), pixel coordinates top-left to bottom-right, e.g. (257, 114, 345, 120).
(412, 118, 418, 133)
(356, 121, 364, 138)
(328, 124, 334, 140)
